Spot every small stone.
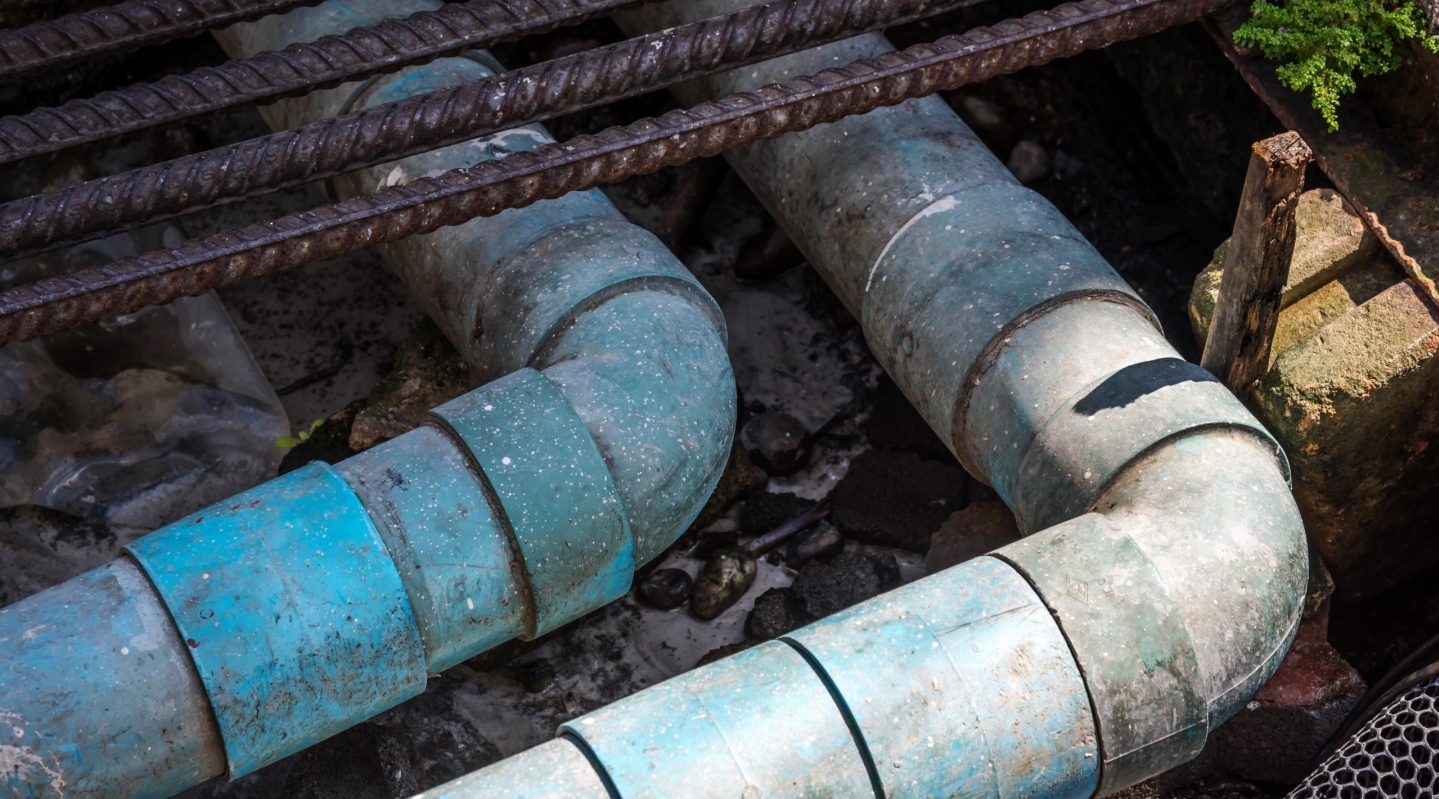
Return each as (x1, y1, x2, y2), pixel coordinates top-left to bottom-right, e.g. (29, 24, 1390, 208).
(636, 568, 693, 610)
(746, 588, 797, 640)
(1051, 149, 1084, 181)
(740, 490, 816, 536)
(830, 450, 967, 552)
(926, 501, 1021, 573)
(952, 95, 1009, 132)
(870, 551, 901, 591)
(1006, 141, 1051, 185)
(740, 412, 809, 476)
(690, 548, 757, 621)
(788, 550, 892, 624)
(786, 521, 843, 569)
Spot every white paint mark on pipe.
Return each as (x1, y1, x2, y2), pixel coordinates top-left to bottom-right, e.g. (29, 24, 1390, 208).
(864, 194, 960, 294)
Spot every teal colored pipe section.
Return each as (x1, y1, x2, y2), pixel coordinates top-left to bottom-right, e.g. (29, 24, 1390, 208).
(562, 639, 875, 797)
(0, 559, 225, 799)
(431, 369, 635, 639)
(0, 0, 734, 793)
(127, 463, 430, 778)
(338, 424, 525, 674)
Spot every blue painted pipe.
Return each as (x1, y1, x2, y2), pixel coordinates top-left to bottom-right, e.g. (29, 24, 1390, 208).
(409, 3, 1309, 797)
(0, 5, 734, 794)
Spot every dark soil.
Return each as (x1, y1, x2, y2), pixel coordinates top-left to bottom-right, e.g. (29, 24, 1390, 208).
(829, 450, 968, 552)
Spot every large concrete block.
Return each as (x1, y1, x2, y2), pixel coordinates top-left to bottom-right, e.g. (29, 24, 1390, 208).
(1192, 189, 1439, 598)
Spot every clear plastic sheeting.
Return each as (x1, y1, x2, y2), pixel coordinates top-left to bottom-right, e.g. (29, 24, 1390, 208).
(0, 225, 289, 564)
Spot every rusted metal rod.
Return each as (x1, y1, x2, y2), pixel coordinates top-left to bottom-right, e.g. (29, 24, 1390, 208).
(0, 0, 994, 263)
(0, 0, 326, 80)
(0, 0, 1237, 345)
(0, 0, 642, 167)
(1200, 131, 1311, 395)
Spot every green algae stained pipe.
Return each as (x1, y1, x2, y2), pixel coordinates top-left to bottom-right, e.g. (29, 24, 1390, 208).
(0, 3, 733, 795)
(405, 3, 1309, 796)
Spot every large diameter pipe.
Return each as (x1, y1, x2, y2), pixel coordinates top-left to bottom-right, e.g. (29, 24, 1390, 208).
(410, 3, 1307, 796)
(0, 4, 733, 795)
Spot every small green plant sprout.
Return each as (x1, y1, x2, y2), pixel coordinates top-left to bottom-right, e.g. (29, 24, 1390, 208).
(1234, 0, 1438, 131)
(275, 418, 324, 449)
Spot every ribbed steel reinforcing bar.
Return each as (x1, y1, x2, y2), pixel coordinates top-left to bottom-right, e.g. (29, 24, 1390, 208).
(0, 0, 1002, 262)
(0, 0, 642, 166)
(0, 0, 327, 79)
(0, 0, 1235, 346)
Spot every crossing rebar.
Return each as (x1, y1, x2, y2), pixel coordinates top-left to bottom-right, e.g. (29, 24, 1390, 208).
(0, 0, 326, 80)
(0, 0, 641, 167)
(0, 0, 1235, 345)
(0, 0, 987, 263)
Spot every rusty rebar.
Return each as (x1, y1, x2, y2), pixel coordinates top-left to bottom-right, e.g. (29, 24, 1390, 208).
(0, 0, 326, 80)
(0, 0, 1235, 344)
(0, 0, 990, 262)
(0, 0, 642, 167)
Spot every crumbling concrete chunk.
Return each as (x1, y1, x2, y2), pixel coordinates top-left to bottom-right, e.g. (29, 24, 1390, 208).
(1189, 186, 1439, 598)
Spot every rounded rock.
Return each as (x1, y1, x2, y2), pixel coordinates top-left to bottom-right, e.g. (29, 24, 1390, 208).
(746, 587, 797, 640)
(1006, 141, 1051, 185)
(636, 568, 694, 610)
(690, 547, 757, 621)
(740, 412, 809, 476)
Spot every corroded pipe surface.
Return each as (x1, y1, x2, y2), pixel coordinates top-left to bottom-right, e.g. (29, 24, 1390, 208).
(0, 0, 325, 79)
(0, 0, 1235, 345)
(0, 0, 641, 166)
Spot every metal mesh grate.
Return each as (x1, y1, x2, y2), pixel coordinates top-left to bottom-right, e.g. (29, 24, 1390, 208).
(1291, 679, 1439, 799)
